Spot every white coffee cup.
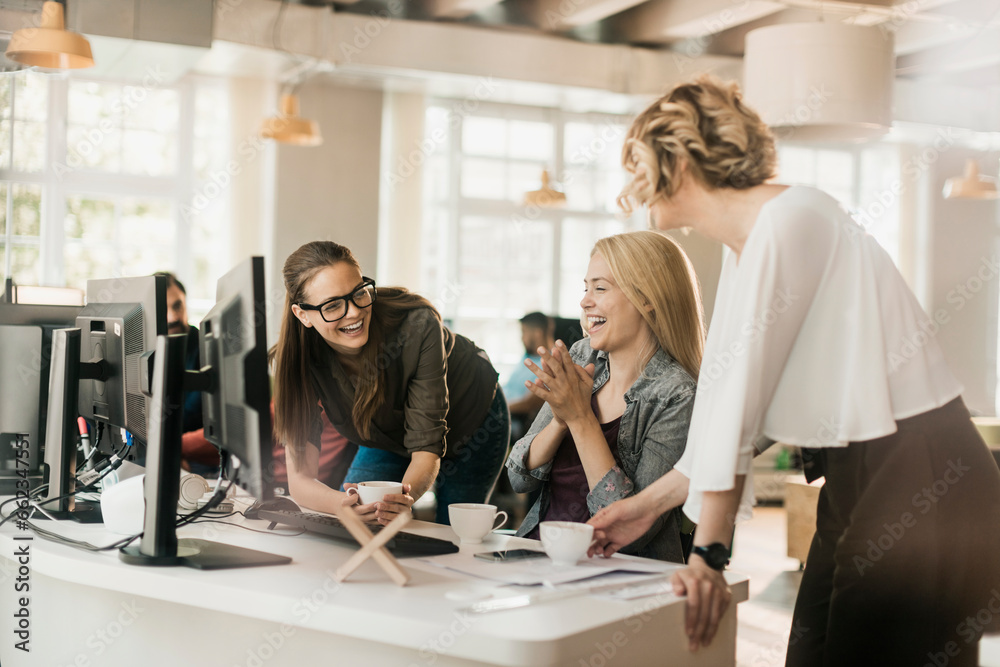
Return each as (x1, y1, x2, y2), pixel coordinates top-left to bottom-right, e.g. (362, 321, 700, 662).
(448, 503, 508, 544)
(347, 481, 403, 505)
(540, 521, 595, 567)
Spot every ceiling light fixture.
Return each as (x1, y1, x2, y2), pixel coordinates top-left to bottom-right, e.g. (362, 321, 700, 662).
(260, 93, 323, 147)
(5, 1, 94, 70)
(743, 22, 893, 142)
(524, 170, 566, 208)
(943, 160, 999, 200)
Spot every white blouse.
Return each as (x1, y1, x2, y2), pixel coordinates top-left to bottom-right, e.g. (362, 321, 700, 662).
(674, 186, 963, 523)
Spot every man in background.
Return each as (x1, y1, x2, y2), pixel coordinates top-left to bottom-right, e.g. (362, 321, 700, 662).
(154, 271, 216, 471)
(504, 312, 552, 442)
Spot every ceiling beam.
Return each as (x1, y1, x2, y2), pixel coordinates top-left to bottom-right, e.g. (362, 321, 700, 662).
(890, 18, 981, 56)
(514, 0, 648, 31)
(896, 25, 1000, 76)
(604, 0, 786, 44)
(423, 0, 505, 19)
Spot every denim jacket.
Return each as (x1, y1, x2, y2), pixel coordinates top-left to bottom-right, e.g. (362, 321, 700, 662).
(506, 337, 696, 562)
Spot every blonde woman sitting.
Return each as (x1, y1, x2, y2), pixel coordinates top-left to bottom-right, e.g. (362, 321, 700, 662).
(506, 231, 704, 562)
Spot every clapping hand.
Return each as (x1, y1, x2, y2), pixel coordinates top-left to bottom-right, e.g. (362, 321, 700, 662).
(523, 340, 594, 427)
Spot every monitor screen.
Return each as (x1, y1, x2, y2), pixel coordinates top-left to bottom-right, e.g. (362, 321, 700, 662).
(77, 276, 166, 456)
(0, 303, 81, 493)
(198, 256, 274, 501)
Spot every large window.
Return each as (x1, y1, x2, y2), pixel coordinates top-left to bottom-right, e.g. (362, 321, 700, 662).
(0, 70, 229, 321)
(422, 102, 642, 381)
(776, 144, 902, 265)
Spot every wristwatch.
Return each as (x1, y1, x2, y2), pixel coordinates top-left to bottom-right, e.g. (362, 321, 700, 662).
(690, 543, 730, 571)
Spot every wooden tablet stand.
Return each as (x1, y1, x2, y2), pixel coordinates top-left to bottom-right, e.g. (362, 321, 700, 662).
(333, 507, 411, 586)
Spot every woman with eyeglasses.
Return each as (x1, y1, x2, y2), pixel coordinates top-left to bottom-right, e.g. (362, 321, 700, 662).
(271, 241, 509, 525)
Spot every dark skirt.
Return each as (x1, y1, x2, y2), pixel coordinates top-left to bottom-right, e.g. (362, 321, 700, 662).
(786, 397, 1000, 667)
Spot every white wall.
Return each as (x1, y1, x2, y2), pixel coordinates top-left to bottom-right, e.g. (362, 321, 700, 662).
(926, 149, 1000, 416)
(664, 230, 723, 328)
(228, 77, 276, 269)
(268, 81, 384, 342)
(377, 91, 426, 289)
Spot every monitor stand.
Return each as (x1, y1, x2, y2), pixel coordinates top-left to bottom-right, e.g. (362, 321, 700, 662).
(118, 332, 290, 570)
(37, 328, 104, 523)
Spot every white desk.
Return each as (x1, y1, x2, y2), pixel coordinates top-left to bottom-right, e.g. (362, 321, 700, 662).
(0, 512, 748, 667)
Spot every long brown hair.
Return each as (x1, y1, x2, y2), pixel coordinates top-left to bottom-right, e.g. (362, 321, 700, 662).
(593, 231, 705, 380)
(270, 241, 439, 459)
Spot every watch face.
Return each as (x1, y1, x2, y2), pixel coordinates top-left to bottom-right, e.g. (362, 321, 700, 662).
(696, 544, 729, 570)
(707, 547, 728, 569)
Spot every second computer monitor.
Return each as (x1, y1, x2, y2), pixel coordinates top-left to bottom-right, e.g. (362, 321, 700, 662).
(199, 256, 274, 501)
(77, 276, 166, 453)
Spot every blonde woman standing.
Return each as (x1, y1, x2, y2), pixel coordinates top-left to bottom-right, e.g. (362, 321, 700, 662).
(506, 231, 705, 562)
(589, 76, 1000, 666)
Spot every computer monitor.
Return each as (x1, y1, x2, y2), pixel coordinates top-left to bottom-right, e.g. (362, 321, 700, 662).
(119, 257, 288, 569)
(77, 276, 167, 453)
(0, 303, 81, 495)
(198, 256, 275, 501)
(39, 276, 166, 521)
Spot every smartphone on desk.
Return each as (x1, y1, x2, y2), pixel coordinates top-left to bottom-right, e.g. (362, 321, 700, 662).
(474, 549, 548, 562)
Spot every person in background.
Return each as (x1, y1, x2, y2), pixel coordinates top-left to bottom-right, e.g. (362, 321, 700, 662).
(504, 312, 552, 441)
(153, 272, 218, 472)
(155, 272, 201, 432)
(506, 231, 704, 563)
(271, 241, 510, 525)
(587, 75, 1000, 664)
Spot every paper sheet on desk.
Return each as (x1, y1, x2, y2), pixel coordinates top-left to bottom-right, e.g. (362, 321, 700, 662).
(417, 552, 673, 586)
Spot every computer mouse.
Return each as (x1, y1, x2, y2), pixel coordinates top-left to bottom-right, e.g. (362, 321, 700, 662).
(244, 495, 301, 520)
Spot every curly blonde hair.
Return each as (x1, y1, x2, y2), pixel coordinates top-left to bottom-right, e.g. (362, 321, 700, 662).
(618, 75, 777, 213)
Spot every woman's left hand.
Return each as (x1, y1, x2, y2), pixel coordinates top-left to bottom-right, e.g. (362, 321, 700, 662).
(341, 483, 415, 525)
(525, 340, 594, 426)
(374, 483, 415, 525)
(671, 559, 733, 652)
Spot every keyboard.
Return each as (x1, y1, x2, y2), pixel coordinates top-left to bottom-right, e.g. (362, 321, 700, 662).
(257, 509, 459, 557)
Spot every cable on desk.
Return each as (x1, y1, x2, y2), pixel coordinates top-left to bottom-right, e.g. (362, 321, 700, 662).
(8, 452, 287, 555)
(33, 437, 131, 511)
(0, 498, 25, 529)
(14, 512, 142, 552)
(0, 477, 54, 528)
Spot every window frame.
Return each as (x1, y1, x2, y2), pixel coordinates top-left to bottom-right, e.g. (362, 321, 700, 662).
(423, 98, 642, 381)
(0, 71, 227, 311)
(426, 99, 640, 319)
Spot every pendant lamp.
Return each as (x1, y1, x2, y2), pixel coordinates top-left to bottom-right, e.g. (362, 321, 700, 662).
(743, 22, 893, 142)
(943, 160, 999, 200)
(5, 1, 94, 70)
(261, 94, 323, 147)
(524, 170, 566, 208)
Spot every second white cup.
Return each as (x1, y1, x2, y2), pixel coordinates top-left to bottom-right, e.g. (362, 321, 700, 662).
(539, 521, 594, 567)
(448, 503, 508, 544)
(347, 481, 403, 505)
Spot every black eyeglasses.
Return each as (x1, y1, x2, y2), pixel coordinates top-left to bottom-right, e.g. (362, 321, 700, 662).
(297, 278, 377, 323)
